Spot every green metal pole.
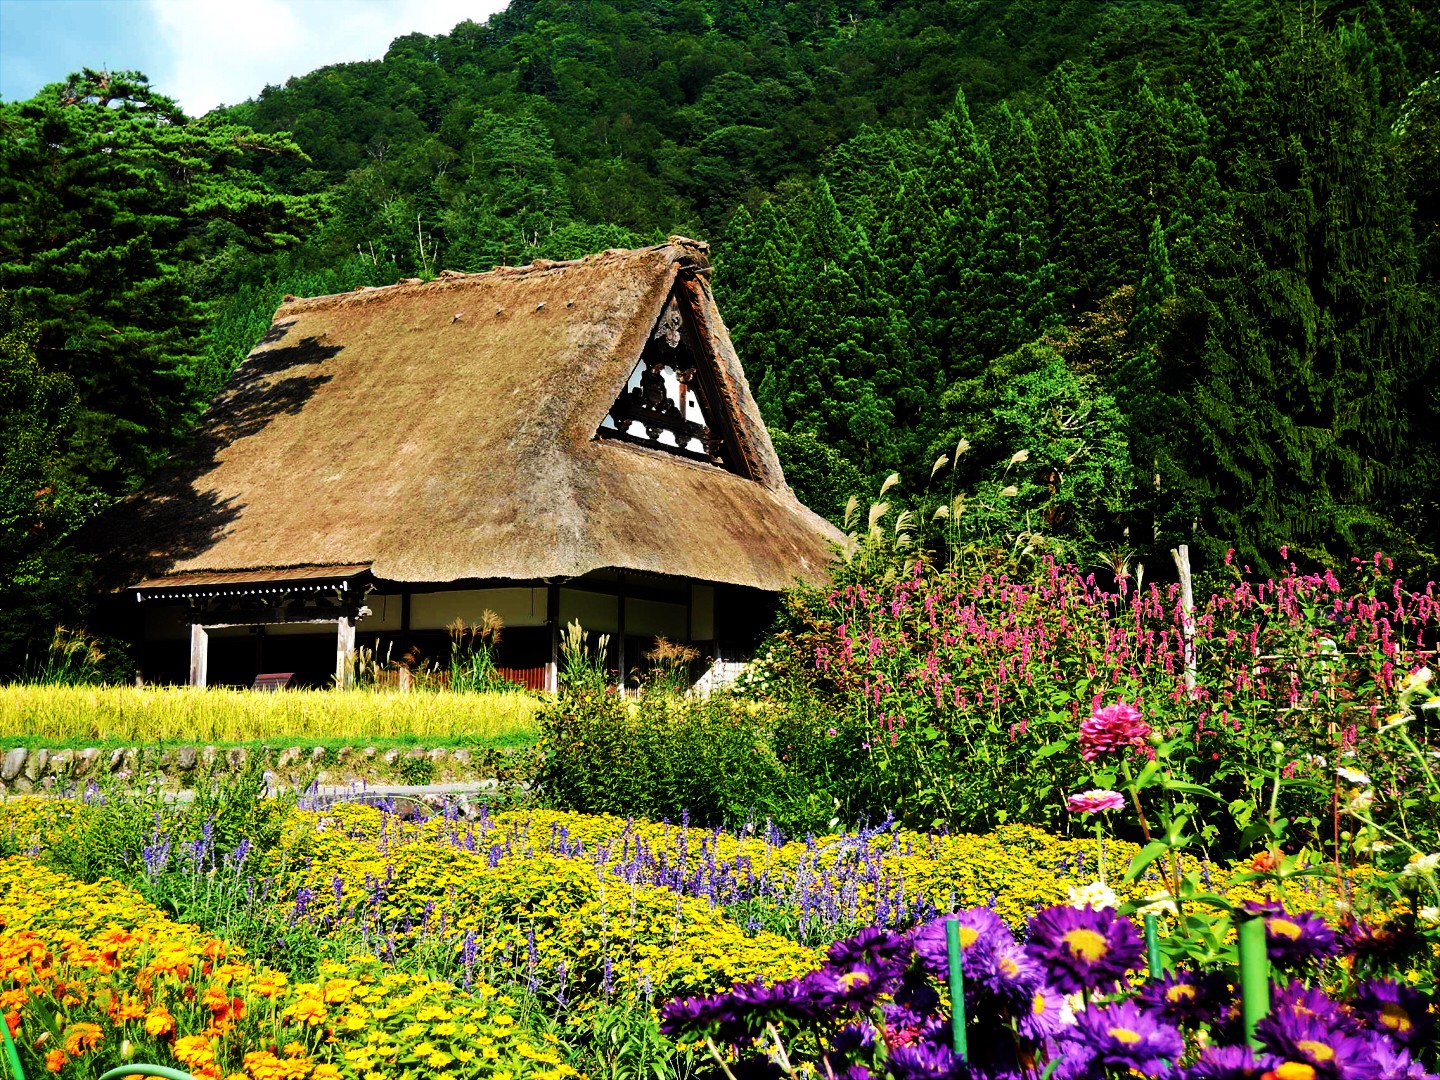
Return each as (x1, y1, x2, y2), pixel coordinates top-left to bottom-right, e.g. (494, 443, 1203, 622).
(1143, 913, 1162, 979)
(1238, 916, 1271, 1049)
(98, 1066, 196, 1080)
(1, 1010, 24, 1080)
(944, 917, 968, 1061)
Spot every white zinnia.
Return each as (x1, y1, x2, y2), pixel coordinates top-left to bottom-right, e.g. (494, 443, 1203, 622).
(1136, 891, 1179, 917)
(1346, 789, 1376, 813)
(1398, 852, 1440, 888)
(1336, 765, 1370, 786)
(1067, 881, 1119, 911)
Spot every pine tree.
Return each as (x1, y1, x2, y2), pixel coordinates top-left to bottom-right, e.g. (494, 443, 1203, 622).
(1130, 217, 1175, 348)
(0, 69, 314, 495)
(1168, 22, 1431, 568)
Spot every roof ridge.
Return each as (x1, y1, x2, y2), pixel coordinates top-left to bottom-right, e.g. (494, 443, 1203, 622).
(278, 236, 710, 316)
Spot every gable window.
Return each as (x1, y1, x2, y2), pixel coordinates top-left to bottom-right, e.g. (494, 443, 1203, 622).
(598, 294, 743, 473)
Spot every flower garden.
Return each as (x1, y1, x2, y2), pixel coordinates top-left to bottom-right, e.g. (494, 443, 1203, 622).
(2, 549, 1439, 1079)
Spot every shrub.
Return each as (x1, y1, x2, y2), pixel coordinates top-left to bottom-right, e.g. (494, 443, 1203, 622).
(534, 687, 848, 831)
(0, 857, 579, 1080)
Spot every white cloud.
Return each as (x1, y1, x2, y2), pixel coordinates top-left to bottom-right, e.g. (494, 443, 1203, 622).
(147, 0, 509, 115)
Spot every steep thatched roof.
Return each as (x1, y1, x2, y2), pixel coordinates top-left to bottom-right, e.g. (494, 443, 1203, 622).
(105, 238, 839, 593)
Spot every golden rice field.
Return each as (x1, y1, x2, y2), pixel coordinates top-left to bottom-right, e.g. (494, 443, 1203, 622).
(0, 685, 540, 745)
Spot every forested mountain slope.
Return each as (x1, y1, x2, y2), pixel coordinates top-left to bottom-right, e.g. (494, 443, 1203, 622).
(1, 0, 1437, 673)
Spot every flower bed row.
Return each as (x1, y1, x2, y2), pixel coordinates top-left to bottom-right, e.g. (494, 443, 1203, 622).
(0, 858, 577, 1080)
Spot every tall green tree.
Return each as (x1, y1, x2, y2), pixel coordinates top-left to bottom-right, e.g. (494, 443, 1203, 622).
(0, 293, 92, 671)
(0, 69, 315, 494)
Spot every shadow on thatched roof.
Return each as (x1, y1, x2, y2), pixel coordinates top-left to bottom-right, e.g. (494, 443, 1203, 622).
(99, 238, 839, 593)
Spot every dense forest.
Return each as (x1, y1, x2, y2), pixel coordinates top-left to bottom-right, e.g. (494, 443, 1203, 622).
(1, 0, 1437, 675)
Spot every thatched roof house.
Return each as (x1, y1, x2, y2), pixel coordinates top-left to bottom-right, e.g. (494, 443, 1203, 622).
(107, 237, 838, 689)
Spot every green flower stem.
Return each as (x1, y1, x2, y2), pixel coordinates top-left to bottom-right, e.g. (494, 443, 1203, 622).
(1120, 759, 1153, 843)
(1095, 819, 1107, 885)
(705, 1037, 740, 1080)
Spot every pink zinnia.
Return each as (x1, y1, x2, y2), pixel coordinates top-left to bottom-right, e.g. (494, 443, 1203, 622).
(1078, 701, 1151, 761)
(1066, 789, 1126, 814)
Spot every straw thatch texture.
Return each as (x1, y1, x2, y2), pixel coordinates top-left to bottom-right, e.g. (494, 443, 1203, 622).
(105, 238, 839, 593)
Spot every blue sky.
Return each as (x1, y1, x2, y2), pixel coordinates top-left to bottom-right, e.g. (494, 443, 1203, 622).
(1, 0, 508, 115)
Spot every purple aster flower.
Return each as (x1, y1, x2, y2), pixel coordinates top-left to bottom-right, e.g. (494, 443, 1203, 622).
(1340, 922, 1421, 965)
(659, 989, 758, 1045)
(829, 1021, 877, 1055)
(1242, 902, 1339, 968)
(913, 909, 1011, 982)
(1364, 1034, 1438, 1080)
(1025, 904, 1144, 994)
(886, 1041, 966, 1080)
(1016, 984, 1069, 1040)
(891, 972, 941, 1019)
(1182, 1045, 1278, 1080)
(1139, 970, 1233, 1026)
(825, 964, 893, 1012)
(828, 926, 912, 970)
(968, 940, 1044, 1010)
(1256, 1008, 1384, 1080)
(1270, 980, 1354, 1030)
(1065, 999, 1183, 1077)
(1349, 980, 1435, 1051)
(882, 1003, 927, 1034)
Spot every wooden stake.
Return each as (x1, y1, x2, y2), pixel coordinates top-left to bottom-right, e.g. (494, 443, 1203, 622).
(1171, 544, 1197, 691)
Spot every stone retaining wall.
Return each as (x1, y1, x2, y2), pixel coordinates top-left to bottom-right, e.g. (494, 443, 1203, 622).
(0, 743, 536, 793)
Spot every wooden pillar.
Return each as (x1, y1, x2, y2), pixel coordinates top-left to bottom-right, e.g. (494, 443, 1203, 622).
(616, 574, 627, 697)
(188, 623, 209, 688)
(400, 591, 412, 655)
(336, 615, 356, 688)
(545, 583, 560, 693)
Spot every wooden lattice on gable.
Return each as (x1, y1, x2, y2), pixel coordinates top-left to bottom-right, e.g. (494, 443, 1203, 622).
(597, 290, 749, 475)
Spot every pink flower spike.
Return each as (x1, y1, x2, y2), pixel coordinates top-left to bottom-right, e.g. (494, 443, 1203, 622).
(1066, 789, 1126, 814)
(1078, 701, 1152, 761)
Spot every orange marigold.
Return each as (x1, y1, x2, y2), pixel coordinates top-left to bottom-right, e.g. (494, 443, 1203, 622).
(286, 997, 327, 1027)
(174, 1035, 216, 1069)
(63, 1022, 103, 1055)
(118, 998, 146, 1022)
(44, 1049, 67, 1073)
(144, 1005, 176, 1037)
(320, 978, 355, 1004)
(0, 989, 26, 1009)
(248, 972, 288, 999)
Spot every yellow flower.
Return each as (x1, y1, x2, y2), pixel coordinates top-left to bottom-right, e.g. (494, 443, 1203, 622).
(286, 997, 327, 1027)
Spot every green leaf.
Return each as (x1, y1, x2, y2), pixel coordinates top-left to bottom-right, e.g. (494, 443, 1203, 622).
(1163, 779, 1224, 801)
(1124, 840, 1172, 882)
